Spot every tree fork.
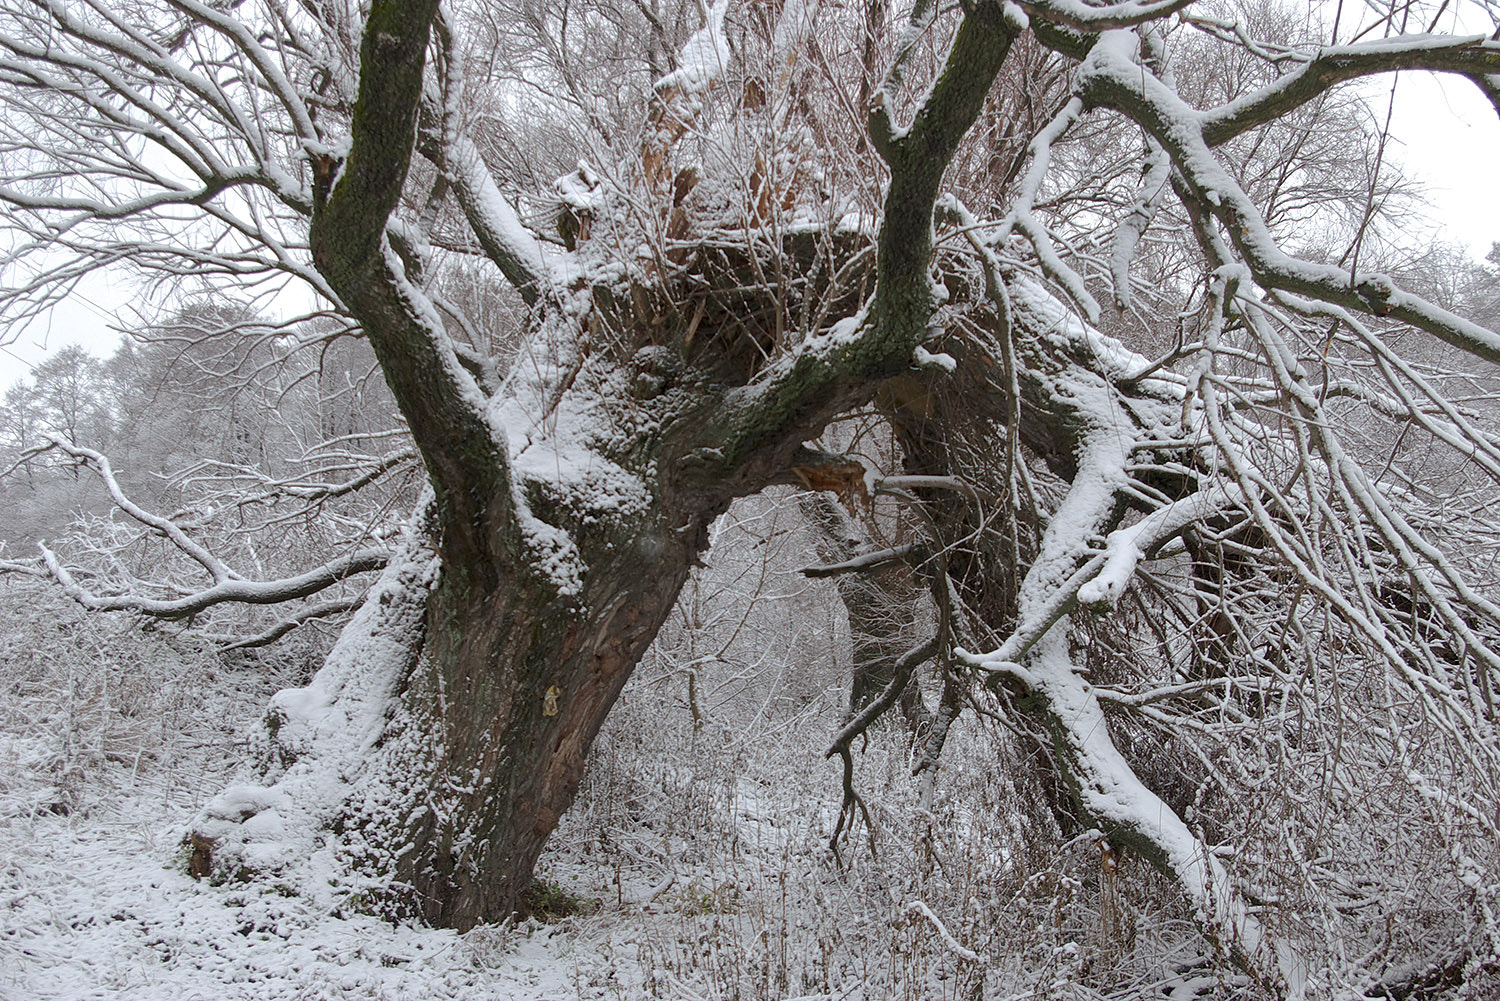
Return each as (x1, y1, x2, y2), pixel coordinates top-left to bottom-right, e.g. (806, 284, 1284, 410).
(189, 0, 1022, 928)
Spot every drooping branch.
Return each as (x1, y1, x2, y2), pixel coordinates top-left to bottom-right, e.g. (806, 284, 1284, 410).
(207, 594, 371, 651)
(1073, 29, 1500, 367)
(32, 436, 233, 584)
(798, 485, 932, 723)
(989, 96, 1101, 323)
(1199, 32, 1500, 146)
(1110, 136, 1171, 310)
(958, 423, 1283, 980)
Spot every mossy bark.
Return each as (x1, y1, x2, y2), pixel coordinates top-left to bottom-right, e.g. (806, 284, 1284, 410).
(341, 512, 696, 928)
(191, 0, 1023, 928)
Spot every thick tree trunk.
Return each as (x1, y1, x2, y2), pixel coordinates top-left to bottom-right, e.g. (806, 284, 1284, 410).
(193, 483, 710, 927)
(344, 514, 699, 927)
(189, 0, 1018, 930)
(363, 549, 690, 924)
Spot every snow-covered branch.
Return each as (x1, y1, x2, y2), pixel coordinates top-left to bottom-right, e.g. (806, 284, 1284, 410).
(38, 542, 387, 620)
(1022, 0, 1195, 31)
(1201, 33, 1500, 146)
(1075, 28, 1500, 366)
(30, 436, 233, 584)
(13, 435, 390, 623)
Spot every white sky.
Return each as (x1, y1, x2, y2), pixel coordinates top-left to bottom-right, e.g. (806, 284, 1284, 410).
(1387, 69, 1500, 257)
(0, 268, 133, 388)
(2, 10, 1498, 389)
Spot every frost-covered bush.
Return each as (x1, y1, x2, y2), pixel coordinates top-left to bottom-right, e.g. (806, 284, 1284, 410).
(0, 580, 304, 821)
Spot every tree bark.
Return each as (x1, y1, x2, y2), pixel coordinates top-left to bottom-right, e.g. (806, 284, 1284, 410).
(189, 0, 1020, 928)
(339, 504, 700, 927)
(800, 490, 928, 723)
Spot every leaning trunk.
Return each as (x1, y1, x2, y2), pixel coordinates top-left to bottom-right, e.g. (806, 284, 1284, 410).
(344, 513, 699, 926)
(190, 0, 1014, 930)
(193, 482, 708, 927)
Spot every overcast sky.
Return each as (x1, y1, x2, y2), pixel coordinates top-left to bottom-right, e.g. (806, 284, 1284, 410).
(1388, 69, 1500, 256)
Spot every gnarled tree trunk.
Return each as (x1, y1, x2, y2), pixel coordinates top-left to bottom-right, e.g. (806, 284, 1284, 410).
(187, 0, 1016, 927)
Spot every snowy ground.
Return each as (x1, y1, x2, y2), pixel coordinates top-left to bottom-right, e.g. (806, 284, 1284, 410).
(0, 584, 1214, 1001)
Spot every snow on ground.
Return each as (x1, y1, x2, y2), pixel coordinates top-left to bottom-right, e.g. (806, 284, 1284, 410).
(0, 575, 1205, 1001)
(0, 587, 829, 1000)
(0, 696, 803, 1000)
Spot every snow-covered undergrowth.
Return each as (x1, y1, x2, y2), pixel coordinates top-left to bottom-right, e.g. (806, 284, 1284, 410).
(1, 578, 1216, 1000)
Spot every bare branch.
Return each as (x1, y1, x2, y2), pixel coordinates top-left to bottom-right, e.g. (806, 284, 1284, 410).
(37, 542, 387, 620)
(801, 543, 921, 578)
(207, 594, 371, 651)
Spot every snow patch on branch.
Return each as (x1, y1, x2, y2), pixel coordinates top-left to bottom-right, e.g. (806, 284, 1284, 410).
(654, 0, 731, 98)
(913, 344, 957, 372)
(1009, 276, 1184, 410)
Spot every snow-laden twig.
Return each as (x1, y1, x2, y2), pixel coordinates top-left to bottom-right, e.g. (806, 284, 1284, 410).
(904, 900, 984, 964)
(994, 96, 1101, 324)
(37, 542, 389, 620)
(444, 135, 558, 303)
(30, 436, 234, 584)
(1110, 136, 1171, 310)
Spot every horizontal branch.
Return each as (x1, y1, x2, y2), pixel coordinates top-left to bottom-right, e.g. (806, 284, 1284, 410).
(206, 594, 371, 650)
(1022, 0, 1194, 32)
(802, 543, 921, 578)
(39, 545, 389, 620)
(1202, 33, 1500, 146)
(875, 474, 996, 504)
(0, 559, 46, 579)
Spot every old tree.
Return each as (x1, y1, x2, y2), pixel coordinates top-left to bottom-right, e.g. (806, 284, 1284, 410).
(6, 0, 1500, 988)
